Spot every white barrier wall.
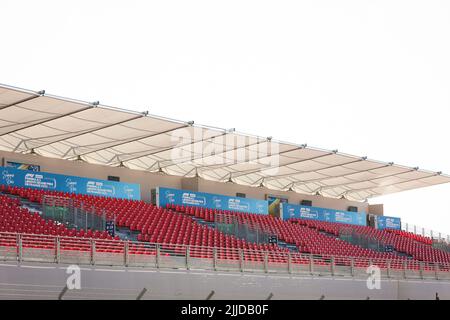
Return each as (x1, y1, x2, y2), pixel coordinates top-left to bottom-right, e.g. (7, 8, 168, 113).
(0, 262, 449, 300)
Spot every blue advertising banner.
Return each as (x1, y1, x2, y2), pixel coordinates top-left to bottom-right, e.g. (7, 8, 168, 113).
(0, 166, 140, 200)
(376, 215, 401, 230)
(280, 203, 367, 226)
(157, 187, 268, 215)
(6, 161, 40, 172)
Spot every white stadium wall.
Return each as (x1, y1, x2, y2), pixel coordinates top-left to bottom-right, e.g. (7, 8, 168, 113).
(0, 150, 369, 213)
(194, 178, 368, 213)
(1, 262, 449, 300)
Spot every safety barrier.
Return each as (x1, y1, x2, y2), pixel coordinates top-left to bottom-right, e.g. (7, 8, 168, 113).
(402, 222, 450, 244)
(1, 231, 450, 280)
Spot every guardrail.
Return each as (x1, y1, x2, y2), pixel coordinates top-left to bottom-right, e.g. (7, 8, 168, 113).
(1, 232, 449, 280)
(402, 223, 450, 244)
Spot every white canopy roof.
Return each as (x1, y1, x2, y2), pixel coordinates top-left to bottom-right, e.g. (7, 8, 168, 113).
(1, 83, 449, 202)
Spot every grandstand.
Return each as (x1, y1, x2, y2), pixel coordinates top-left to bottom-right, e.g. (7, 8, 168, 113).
(1, 83, 450, 299)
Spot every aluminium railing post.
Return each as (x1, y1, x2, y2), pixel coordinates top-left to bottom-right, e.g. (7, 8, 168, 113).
(350, 258, 355, 277)
(239, 249, 244, 272)
(124, 241, 129, 267)
(330, 256, 335, 276)
(55, 237, 60, 264)
(387, 260, 391, 279)
(156, 244, 160, 269)
(263, 252, 268, 273)
(435, 264, 439, 280)
(91, 239, 96, 265)
(419, 262, 424, 279)
(287, 252, 292, 274)
(213, 247, 217, 271)
(186, 245, 190, 270)
(17, 234, 22, 263)
(403, 261, 407, 279)
(309, 254, 314, 275)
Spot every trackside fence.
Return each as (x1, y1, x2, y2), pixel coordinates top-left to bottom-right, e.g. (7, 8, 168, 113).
(1, 232, 450, 280)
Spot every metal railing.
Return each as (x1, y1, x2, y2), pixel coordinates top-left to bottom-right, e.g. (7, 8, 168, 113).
(402, 222, 450, 244)
(1, 231, 449, 280)
(340, 227, 388, 253)
(214, 213, 275, 245)
(42, 195, 115, 233)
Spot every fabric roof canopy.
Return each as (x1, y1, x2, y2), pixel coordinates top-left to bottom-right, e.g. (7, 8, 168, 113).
(1, 83, 449, 202)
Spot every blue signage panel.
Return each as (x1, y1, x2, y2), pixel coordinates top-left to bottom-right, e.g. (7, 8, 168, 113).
(0, 166, 140, 200)
(6, 161, 40, 172)
(376, 215, 401, 230)
(280, 203, 367, 226)
(157, 187, 268, 215)
(105, 220, 116, 236)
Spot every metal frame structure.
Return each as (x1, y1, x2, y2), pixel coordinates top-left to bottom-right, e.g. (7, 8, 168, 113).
(1, 83, 450, 201)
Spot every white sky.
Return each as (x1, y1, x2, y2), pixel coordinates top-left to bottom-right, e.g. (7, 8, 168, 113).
(1, 0, 449, 234)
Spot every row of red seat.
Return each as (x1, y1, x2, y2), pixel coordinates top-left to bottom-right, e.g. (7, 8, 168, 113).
(2, 185, 449, 268)
(170, 204, 403, 261)
(169, 204, 450, 266)
(290, 219, 450, 264)
(0, 194, 118, 240)
(1, 186, 290, 263)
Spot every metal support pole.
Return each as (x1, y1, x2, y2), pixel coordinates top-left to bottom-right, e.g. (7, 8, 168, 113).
(330, 256, 335, 276)
(90, 240, 96, 265)
(403, 261, 407, 279)
(156, 244, 160, 269)
(124, 241, 129, 267)
(213, 248, 217, 271)
(435, 264, 439, 280)
(287, 252, 292, 274)
(239, 249, 244, 272)
(56, 237, 60, 264)
(309, 254, 314, 275)
(17, 234, 22, 263)
(186, 246, 190, 270)
(419, 262, 424, 279)
(386, 260, 391, 279)
(350, 258, 355, 277)
(264, 252, 268, 273)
